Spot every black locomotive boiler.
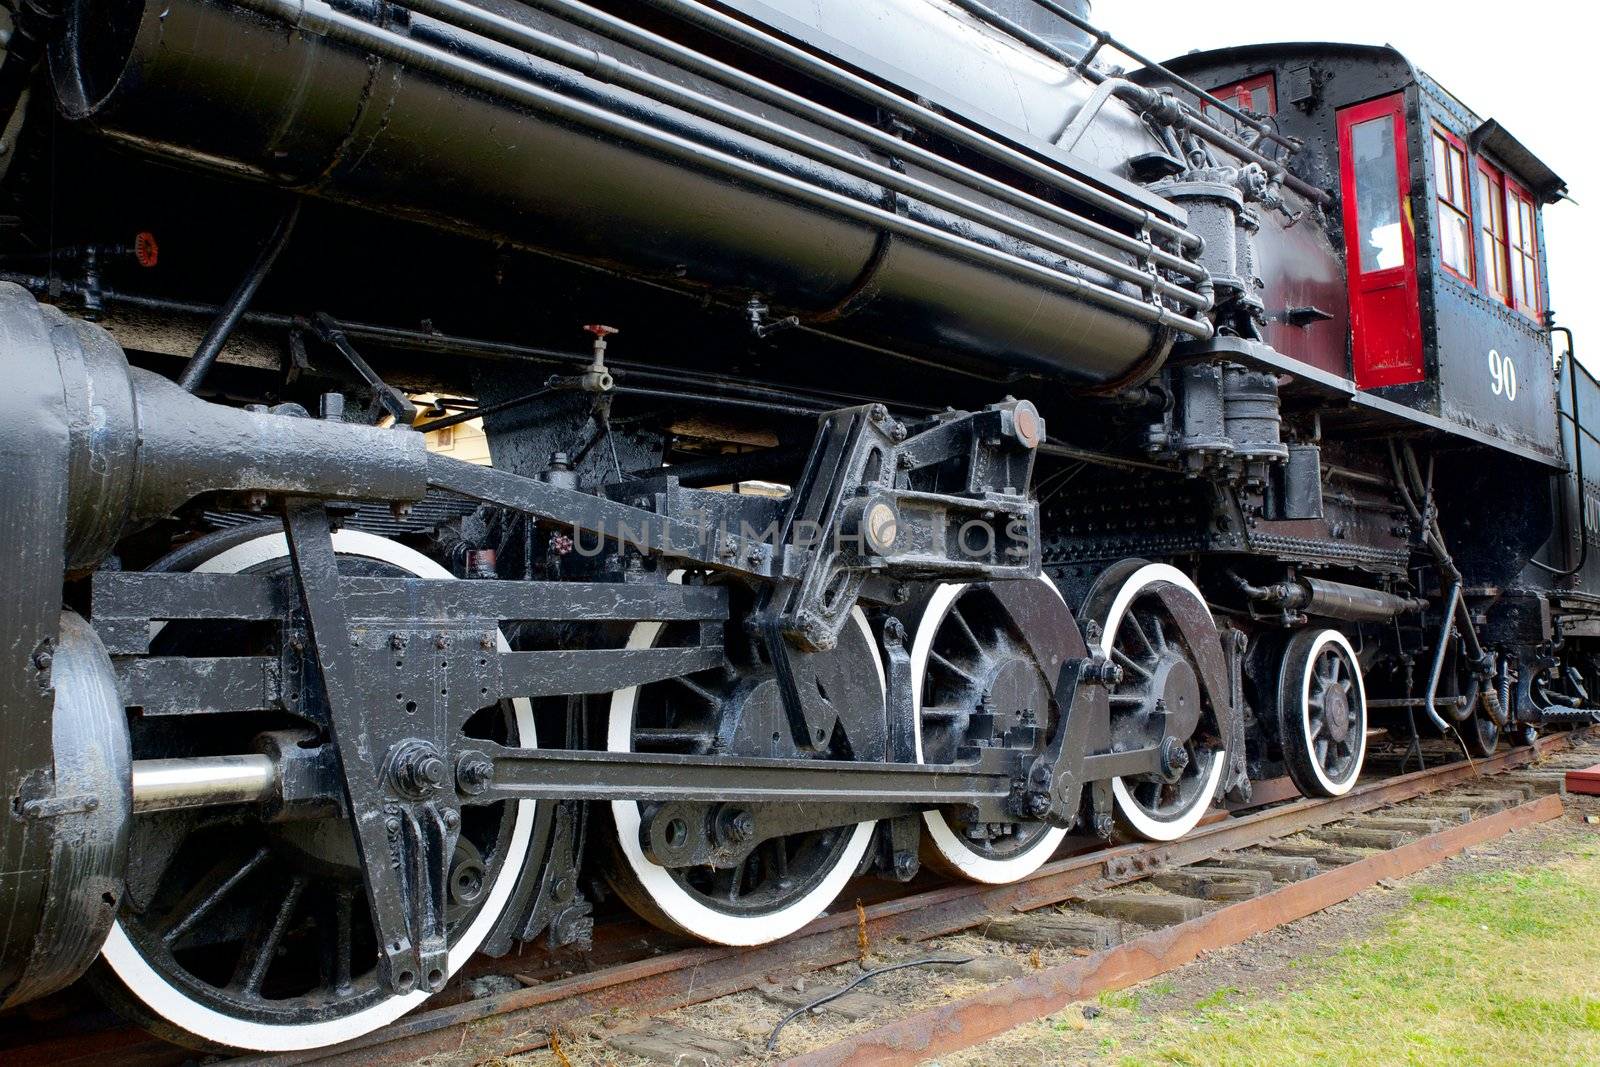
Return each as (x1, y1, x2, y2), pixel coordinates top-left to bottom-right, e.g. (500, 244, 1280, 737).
(0, 0, 1589, 1051)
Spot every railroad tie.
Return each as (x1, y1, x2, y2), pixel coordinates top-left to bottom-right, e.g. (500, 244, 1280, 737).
(1431, 791, 1516, 814)
(1263, 840, 1374, 866)
(1147, 865, 1273, 900)
(1343, 815, 1450, 835)
(1386, 805, 1474, 824)
(758, 983, 892, 1021)
(1198, 852, 1319, 882)
(605, 1021, 747, 1066)
(1081, 891, 1206, 926)
(1498, 771, 1570, 796)
(1311, 825, 1411, 850)
(980, 910, 1128, 950)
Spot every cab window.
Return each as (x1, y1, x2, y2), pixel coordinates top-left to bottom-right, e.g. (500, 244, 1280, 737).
(1477, 159, 1542, 319)
(1204, 73, 1276, 132)
(1349, 115, 1406, 272)
(1478, 162, 1510, 302)
(1506, 179, 1541, 317)
(1431, 127, 1473, 282)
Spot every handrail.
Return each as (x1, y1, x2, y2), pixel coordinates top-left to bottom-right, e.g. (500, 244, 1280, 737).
(948, 0, 1331, 205)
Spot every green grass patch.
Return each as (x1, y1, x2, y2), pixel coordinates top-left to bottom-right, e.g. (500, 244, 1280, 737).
(1124, 847, 1600, 1066)
(1098, 989, 1142, 1011)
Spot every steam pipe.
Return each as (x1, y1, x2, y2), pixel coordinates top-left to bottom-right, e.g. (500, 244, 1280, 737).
(520, 0, 1209, 285)
(177, 199, 301, 391)
(230, 0, 1216, 339)
(1420, 583, 1462, 732)
(946, 0, 1330, 205)
(403, 0, 1211, 311)
(636, 0, 1202, 252)
(1019, 0, 1305, 159)
(1231, 572, 1426, 622)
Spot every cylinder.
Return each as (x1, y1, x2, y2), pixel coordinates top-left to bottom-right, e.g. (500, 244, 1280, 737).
(34, 289, 431, 571)
(49, 0, 1189, 385)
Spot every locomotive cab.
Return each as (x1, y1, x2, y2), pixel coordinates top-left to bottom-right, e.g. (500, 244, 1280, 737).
(1143, 44, 1568, 466)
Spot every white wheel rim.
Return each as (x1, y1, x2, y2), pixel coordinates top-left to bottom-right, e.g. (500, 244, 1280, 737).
(100, 529, 538, 1051)
(607, 594, 878, 945)
(1098, 563, 1225, 843)
(909, 578, 1068, 883)
(1296, 629, 1367, 795)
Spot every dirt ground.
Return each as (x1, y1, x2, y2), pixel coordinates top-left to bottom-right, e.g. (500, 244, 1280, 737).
(506, 780, 1600, 1067)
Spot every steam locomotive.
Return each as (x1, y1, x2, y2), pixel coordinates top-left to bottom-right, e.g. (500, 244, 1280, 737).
(0, 0, 1589, 1051)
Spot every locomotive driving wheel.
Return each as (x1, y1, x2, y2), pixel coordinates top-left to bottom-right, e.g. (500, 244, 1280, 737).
(1084, 562, 1228, 843)
(605, 580, 878, 946)
(97, 526, 538, 1052)
(909, 578, 1076, 883)
(1277, 628, 1368, 797)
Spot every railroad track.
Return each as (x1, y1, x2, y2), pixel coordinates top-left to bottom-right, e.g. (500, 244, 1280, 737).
(2, 730, 1594, 1067)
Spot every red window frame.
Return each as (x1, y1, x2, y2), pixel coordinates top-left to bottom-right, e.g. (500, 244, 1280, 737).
(1478, 161, 1510, 303)
(1204, 73, 1276, 131)
(1431, 126, 1474, 283)
(1505, 176, 1541, 318)
(1337, 93, 1424, 389)
(1476, 159, 1542, 320)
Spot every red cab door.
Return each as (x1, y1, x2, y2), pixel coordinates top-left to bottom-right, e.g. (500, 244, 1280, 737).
(1337, 93, 1423, 388)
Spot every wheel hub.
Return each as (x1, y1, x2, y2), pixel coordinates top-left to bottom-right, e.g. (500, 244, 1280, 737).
(977, 655, 1051, 737)
(1322, 683, 1351, 742)
(1150, 654, 1202, 740)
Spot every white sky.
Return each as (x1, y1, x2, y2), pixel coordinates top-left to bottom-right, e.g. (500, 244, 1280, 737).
(1096, 0, 1593, 369)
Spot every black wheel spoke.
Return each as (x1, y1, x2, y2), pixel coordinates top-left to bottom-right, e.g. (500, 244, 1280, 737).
(235, 875, 307, 998)
(334, 885, 356, 994)
(1126, 611, 1157, 659)
(161, 845, 272, 946)
(1112, 647, 1152, 681)
(946, 604, 985, 654)
(929, 649, 980, 686)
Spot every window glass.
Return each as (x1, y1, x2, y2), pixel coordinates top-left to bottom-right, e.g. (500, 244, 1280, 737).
(1508, 185, 1539, 313)
(1203, 74, 1276, 134)
(1478, 164, 1509, 300)
(1432, 130, 1473, 280)
(1350, 115, 1405, 273)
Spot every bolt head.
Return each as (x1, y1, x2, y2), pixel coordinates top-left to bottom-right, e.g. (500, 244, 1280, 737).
(419, 756, 447, 788)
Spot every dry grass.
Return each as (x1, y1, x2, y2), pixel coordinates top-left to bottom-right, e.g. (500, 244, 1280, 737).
(1125, 843, 1600, 1066)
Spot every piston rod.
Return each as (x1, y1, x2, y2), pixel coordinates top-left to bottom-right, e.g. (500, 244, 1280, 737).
(130, 755, 278, 813)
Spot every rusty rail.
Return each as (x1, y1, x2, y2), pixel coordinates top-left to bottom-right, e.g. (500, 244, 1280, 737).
(783, 794, 1566, 1066)
(0, 730, 1584, 1067)
(233, 730, 1584, 1066)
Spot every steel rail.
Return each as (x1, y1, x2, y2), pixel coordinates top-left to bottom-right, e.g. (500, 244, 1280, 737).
(218, 728, 1588, 1067)
(229, 0, 1216, 340)
(785, 793, 1566, 1066)
(401, 0, 1212, 311)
